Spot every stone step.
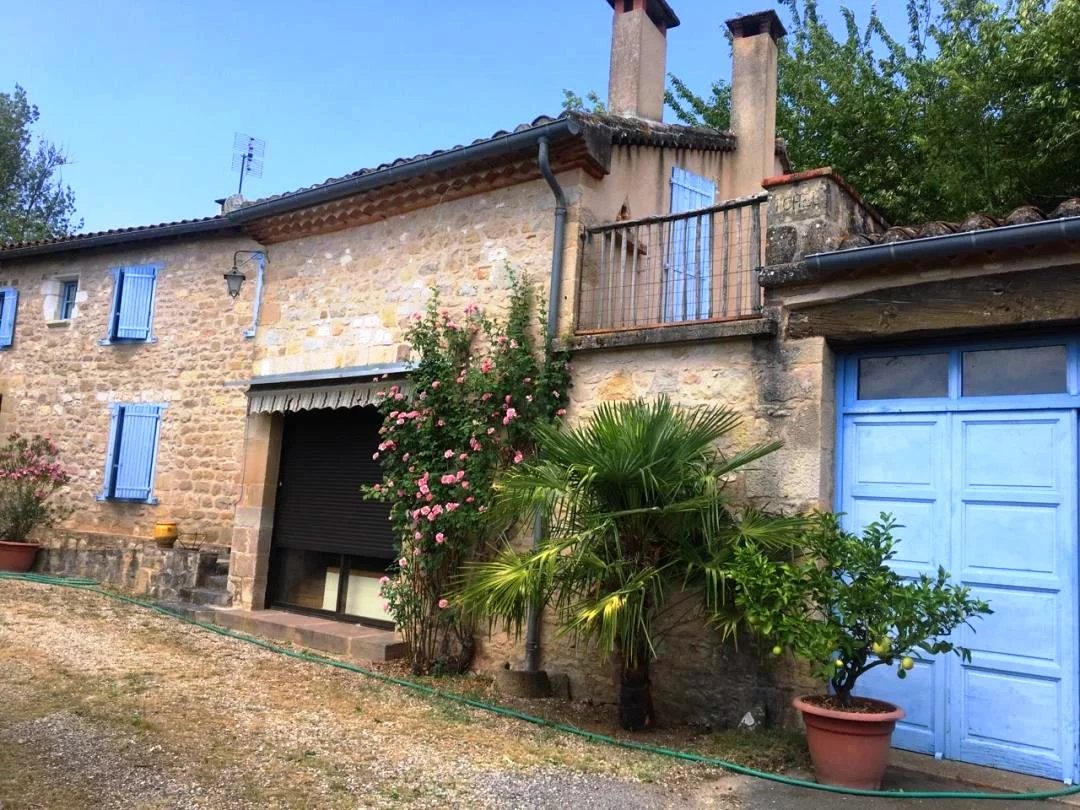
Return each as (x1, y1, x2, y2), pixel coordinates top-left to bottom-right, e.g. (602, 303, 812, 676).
(156, 601, 217, 624)
(201, 573, 229, 591)
(179, 586, 232, 607)
(210, 607, 406, 662)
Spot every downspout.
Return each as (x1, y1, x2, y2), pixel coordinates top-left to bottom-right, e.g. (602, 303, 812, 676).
(243, 251, 266, 339)
(523, 135, 567, 673)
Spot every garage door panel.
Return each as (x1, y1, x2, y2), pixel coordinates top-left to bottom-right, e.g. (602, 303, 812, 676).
(856, 656, 939, 755)
(851, 419, 939, 487)
(840, 397, 1078, 782)
(850, 497, 936, 572)
(959, 419, 1062, 491)
(959, 503, 1060, 578)
(956, 668, 1064, 778)
(959, 586, 1060, 665)
(948, 411, 1077, 779)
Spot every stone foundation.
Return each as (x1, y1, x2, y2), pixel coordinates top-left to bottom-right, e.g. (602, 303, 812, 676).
(34, 531, 226, 603)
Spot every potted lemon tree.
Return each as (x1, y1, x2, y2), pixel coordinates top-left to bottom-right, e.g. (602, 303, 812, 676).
(0, 434, 71, 573)
(720, 513, 991, 789)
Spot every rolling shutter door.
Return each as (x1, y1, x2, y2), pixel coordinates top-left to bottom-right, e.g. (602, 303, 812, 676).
(272, 407, 395, 560)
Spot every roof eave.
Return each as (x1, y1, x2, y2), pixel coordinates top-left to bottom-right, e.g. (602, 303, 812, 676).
(0, 218, 240, 261)
(760, 215, 1080, 289)
(228, 117, 591, 225)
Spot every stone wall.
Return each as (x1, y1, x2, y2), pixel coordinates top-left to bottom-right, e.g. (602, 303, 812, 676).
(473, 332, 832, 727)
(34, 530, 223, 602)
(231, 175, 586, 608)
(251, 178, 574, 379)
(763, 168, 887, 267)
(0, 234, 261, 544)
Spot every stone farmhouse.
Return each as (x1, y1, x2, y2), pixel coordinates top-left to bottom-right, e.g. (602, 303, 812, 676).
(2, 0, 1079, 784)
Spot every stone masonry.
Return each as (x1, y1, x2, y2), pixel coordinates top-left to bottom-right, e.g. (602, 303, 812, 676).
(0, 233, 262, 545)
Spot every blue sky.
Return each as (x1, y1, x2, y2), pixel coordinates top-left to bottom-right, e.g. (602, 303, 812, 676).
(3, 1, 911, 233)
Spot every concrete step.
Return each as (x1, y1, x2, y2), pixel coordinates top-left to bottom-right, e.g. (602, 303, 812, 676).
(156, 601, 217, 624)
(209, 607, 406, 662)
(179, 586, 231, 607)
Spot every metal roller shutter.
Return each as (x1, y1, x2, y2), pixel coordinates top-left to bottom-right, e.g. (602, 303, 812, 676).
(271, 406, 395, 560)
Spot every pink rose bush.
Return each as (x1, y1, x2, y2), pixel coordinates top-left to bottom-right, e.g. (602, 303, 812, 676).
(363, 271, 570, 675)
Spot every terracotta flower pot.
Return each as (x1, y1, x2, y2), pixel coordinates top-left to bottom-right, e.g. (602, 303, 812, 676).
(0, 540, 40, 573)
(793, 694, 904, 790)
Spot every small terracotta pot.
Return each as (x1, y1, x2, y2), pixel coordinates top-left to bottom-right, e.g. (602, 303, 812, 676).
(0, 540, 40, 573)
(793, 695, 904, 790)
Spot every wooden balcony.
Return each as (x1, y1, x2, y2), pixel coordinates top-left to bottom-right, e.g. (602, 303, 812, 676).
(576, 193, 767, 334)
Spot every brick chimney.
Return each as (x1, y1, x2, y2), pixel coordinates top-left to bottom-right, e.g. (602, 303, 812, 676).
(606, 0, 680, 121)
(727, 11, 786, 196)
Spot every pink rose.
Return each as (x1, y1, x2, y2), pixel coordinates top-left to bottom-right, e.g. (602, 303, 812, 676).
(438, 598, 449, 609)
(435, 532, 446, 544)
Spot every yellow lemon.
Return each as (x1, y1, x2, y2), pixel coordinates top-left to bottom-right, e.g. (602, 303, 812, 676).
(772, 645, 783, 656)
(901, 656, 915, 671)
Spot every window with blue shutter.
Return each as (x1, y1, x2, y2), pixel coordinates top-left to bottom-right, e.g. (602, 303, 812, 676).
(0, 287, 19, 348)
(100, 403, 165, 503)
(106, 265, 159, 342)
(663, 167, 716, 323)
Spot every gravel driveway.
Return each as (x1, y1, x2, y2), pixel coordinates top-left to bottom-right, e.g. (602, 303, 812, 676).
(0, 580, 741, 809)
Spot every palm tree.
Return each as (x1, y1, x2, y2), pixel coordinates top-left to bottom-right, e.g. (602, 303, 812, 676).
(457, 397, 802, 730)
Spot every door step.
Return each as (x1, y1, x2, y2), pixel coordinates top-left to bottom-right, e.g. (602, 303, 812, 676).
(208, 607, 406, 662)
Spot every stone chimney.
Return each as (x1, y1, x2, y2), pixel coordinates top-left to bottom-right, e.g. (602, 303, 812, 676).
(727, 11, 786, 196)
(606, 0, 680, 121)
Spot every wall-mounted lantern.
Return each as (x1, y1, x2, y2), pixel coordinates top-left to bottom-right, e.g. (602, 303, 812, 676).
(226, 250, 264, 299)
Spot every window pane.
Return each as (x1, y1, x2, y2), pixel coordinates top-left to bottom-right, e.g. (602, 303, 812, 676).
(858, 353, 950, 400)
(962, 345, 1067, 397)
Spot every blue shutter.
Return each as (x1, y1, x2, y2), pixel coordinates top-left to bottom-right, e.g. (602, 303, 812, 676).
(103, 404, 164, 502)
(112, 265, 158, 341)
(664, 168, 716, 322)
(0, 287, 19, 348)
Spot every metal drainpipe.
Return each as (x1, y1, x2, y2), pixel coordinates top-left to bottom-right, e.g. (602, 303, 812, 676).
(523, 135, 567, 673)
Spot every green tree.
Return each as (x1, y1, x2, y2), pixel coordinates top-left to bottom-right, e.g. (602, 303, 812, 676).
(666, 0, 1080, 223)
(0, 85, 80, 244)
(458, 397, 803, 730)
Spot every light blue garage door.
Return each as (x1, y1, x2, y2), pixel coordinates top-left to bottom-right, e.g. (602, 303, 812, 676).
(838, 339, 1079, 783)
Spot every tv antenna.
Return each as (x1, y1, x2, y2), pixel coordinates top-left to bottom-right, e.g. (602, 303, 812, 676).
(231, 133, 265, 195)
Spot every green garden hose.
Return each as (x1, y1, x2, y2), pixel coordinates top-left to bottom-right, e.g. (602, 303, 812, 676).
(2, 570, 1078, 802)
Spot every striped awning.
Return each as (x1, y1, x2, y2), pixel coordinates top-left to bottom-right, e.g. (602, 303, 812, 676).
(245, 363, 412, 414)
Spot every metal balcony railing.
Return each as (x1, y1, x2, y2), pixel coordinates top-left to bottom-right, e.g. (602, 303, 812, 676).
(576, 193, 767, 334)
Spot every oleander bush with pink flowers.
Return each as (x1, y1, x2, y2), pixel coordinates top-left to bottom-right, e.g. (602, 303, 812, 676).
(0, 433, 71, 542)
(364, 271, 570, 674)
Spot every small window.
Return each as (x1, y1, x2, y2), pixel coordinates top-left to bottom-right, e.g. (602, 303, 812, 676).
(58, 279, 78, 320)
(962, 345, 1067, 397)
(0, 287, 19, 348)
(857, 353, 950, 400)
(100, 403, 164, 502)
(106, 264, 159, 342)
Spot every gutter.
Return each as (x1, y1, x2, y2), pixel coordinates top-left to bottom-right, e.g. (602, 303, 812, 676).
(0, 218, 239, 261)
(521, 135, 569, 675)
(228, 118, 585, 224)
(766, 215, 1080, 288)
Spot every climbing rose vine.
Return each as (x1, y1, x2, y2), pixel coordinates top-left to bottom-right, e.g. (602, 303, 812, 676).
(364, 272, 570, 675)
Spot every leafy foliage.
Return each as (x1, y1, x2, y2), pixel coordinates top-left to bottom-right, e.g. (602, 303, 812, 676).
(719, 512, 992, 707)
(666, 0, 1080, 223)
(0, 85, 80, 244)
(364, 272, 569, 675)
(0, 433, 71, 541)
(457, 396, 804, 729)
